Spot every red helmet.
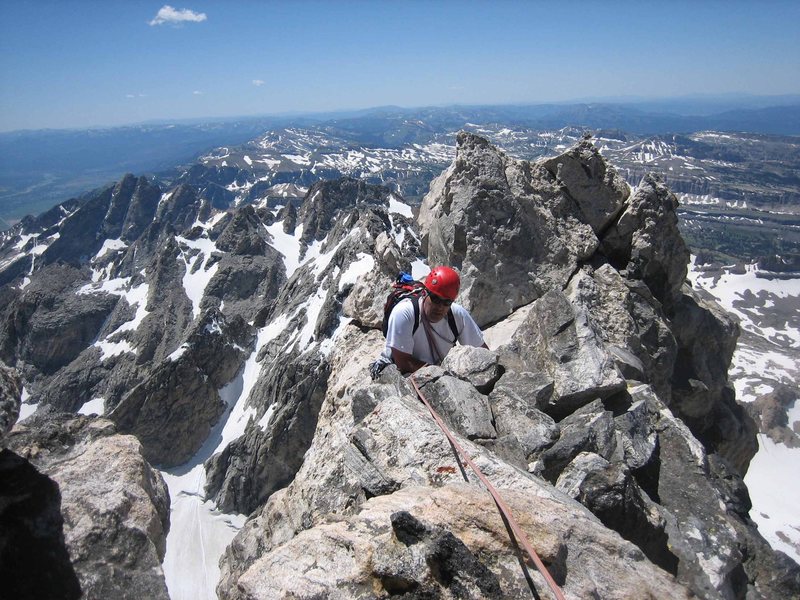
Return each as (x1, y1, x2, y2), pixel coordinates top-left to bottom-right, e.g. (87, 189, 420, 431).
(424, 266, 460, 301)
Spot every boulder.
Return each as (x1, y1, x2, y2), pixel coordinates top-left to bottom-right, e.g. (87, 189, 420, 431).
(414, 368, 497, 440)
(0, 449, 82, 600)
(6, 413, 170, 599)
(441, 345, 503, 393)
(556, 452, 678, 574)
(488, 371, 559, 460)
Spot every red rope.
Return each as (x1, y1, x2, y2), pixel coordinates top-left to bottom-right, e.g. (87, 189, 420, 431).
(410, 375, 567, 600)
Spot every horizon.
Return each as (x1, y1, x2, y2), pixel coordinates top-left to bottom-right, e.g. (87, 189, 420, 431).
(1, 1, 800, 132)
(3, 92, 800, 136)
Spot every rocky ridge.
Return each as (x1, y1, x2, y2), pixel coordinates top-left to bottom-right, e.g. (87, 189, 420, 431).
(0, 132, 797, 598)
(214, 133, 797, 599)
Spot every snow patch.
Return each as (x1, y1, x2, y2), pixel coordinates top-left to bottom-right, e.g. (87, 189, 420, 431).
(78, 397, 106, 416)
(95, 339, 135, 360)
(411, 260, 430, 280)
(18, 388, 38, 422)
(338, 253, 374, 291)
(388, 195, 413, 218)
(176, 235, 220, 319)
(169, 344, 189, 362)
(95, 238, 128, 260)
(265, 222, 304, 277)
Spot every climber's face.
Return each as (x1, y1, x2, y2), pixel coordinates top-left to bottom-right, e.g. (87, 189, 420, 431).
(423, 292, 451, 323)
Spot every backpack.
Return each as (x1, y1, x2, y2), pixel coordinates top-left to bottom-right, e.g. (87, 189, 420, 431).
(381, 272, 459, 341)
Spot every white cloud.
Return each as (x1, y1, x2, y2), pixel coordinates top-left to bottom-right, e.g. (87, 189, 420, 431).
(149, 5, 207, 26)
(252, 79, 265, 87)
(193, 90, 204, 95)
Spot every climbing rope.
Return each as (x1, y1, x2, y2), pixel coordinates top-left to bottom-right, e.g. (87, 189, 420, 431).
(410, 375, 567, 600)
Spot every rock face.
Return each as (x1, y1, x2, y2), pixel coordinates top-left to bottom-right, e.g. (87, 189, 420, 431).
(6, 413, 171, 599)
(418, 133, 627, 326)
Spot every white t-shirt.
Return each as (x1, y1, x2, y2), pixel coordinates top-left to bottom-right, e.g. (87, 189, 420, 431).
(383, 298, 485, 366)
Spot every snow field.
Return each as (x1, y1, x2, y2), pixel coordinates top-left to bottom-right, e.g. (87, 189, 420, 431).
(689, 258, 800, 565)
(746, 436, 800, 562)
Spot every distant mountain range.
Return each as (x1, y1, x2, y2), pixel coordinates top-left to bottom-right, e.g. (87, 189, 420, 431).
(1, 98, 799, 228)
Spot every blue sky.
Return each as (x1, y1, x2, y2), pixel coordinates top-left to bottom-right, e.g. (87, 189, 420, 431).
(1, 0, 798, 132)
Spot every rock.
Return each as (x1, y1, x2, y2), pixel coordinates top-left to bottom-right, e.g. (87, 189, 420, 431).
(101, 174, 139, 240)
(748, 383, 800, 447)
(215, 205, 272, 255)
(441, 345, 503, 393)
(40, 185, 113, 266)
(0, 449, 82, 600)
(0, 361, 21, 443)
(613, 392, 659, 471)
(415, 369, 497, 440)
(297, 178, 391, 244)
(218, 325, 695, 600)
(536, 399, 619, 482)
(109, 356, 225, 467)
(541, 138, 629, 233)
(6, 413, 170, 599)
(121, 177, 162, 242)
(177, 309, 253, 389)
(204, 351, 331, 514)
(1, 264, 119, 375)
(226, 483, 693, 600)
(564, 263, 676, 397)
(670, 284, 758, 474)
(201, 250, 286, 321)
(488, 371, 559, 460)
(502, 290, 626, 419)
(653, 402, 747, 599)
(556, 452, 678, 574)
(155, 184, 201, 232)
(601, 173, 690, 307)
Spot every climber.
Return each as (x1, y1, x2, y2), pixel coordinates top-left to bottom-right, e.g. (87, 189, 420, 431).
(370, 266, 487, 378)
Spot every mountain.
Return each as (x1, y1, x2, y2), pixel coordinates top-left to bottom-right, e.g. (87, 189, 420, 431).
(1, 132, 799, 598)
(3, 99, 799, 229)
